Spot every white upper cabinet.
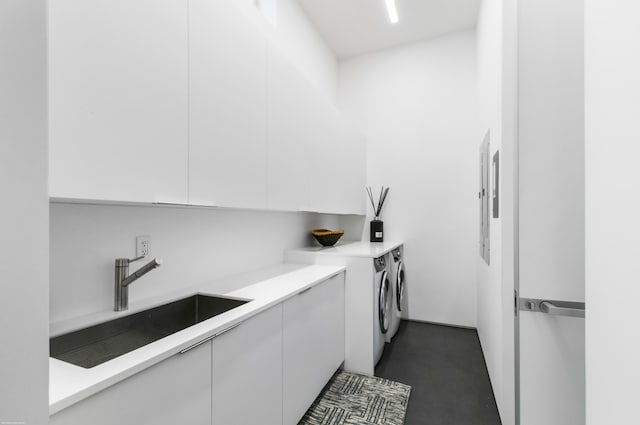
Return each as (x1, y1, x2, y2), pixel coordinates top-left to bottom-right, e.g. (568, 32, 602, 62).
(266, 45, 313, 211)
(48, 0, 189, 203)
(189, 0, 268, 208)
(268, 44, 366, 215)
(335, 118, 367, 215)
(48, 0, 365, 214)
(306, 99, 339, 213)
(306, 100, 366, 215)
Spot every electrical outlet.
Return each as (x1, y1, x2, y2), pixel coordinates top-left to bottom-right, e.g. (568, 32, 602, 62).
(136, 235, 151, 258)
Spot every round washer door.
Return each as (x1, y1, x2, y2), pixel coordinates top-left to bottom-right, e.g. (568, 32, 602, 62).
(379, 270, 391, 334)
(396, 261, 405, 311)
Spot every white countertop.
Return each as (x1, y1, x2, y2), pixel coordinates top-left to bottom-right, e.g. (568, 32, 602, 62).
(49, 264, 345, 415)
(288, 240, 403, 258)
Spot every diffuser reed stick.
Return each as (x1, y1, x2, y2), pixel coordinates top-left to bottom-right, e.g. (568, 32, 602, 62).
(366, 186, 390, 217)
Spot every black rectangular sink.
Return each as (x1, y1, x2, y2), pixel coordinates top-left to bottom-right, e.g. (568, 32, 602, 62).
(50, 294, 249, 368)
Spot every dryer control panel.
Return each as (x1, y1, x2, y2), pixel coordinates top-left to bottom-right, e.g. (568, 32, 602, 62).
(392, 249, 402, 262)
(373, 256, 386, 272)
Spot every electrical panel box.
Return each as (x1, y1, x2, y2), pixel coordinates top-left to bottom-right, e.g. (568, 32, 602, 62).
(479, 131, 490, 265)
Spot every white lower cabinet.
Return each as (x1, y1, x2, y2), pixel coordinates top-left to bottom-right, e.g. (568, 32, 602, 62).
(283, 274, 346, 425)
(49, 341, 212, 425)
(50, 273, 345, 425)
(211, 306, 283, 425)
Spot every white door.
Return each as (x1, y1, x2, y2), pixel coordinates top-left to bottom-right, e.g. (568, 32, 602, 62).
(516, 0, 585, 424)
(585, 2, 640, 424)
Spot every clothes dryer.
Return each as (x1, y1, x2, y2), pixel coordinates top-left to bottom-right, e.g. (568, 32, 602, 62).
(386, 246, 405, 341)
(373, 255, 391, 364)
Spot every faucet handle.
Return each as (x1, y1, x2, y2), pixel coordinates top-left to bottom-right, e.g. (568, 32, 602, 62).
(115, 256, 145, 268)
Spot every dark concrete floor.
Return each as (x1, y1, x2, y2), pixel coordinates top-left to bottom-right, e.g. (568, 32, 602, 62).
(375, 320, 502, 425)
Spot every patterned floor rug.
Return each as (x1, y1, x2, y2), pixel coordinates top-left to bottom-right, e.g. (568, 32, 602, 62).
(299, 371, 411, 425)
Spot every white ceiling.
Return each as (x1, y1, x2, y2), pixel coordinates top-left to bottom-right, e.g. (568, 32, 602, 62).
(297, 0, 481, 59)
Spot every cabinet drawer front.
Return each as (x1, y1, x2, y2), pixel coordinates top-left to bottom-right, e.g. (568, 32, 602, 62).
(283, 274, 345, 425)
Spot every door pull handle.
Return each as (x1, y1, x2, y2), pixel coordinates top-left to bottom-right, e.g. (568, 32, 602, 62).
(540, 301, 585, 318)
(297, 286, 313, 296)
(519, 297, 585, 318)
(179, 322, 242, 354)
(179, 334, 216, 354)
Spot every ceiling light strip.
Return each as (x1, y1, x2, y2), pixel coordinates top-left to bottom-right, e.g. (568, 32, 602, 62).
(385, 0, 399, 24)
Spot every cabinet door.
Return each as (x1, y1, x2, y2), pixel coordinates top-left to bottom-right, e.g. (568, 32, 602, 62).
(266, 45, 313, 211)
(212, 306, 283, 425)
(48, 0, 188, 203)
(306, 98, 339, 213)
(283, 274, 345, 425)
(306, 100, 366, 215)
(189, 0, 268, 208)
(49, 342, 212, 425)
(334, 118, 367, 215)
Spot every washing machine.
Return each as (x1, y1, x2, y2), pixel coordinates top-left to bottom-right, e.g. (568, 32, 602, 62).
(386, 246, 406, 342)
(373, 255, 391, 365)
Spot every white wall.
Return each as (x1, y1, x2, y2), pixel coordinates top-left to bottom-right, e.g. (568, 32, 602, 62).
(50, 203, 346, 322)
(338, 31, 479, 327)
(476, 0, 505, 418)
(237, 0, 338, 102)
(585, 2, 640, 424)
(0, 0, 49, 423)
(476, 1, 518, 423)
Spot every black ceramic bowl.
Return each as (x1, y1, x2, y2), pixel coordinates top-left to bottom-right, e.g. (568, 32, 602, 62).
(311, 229, 345, 247)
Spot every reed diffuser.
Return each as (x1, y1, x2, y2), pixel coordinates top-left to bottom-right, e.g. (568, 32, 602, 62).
(366, 186, 389, 242)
